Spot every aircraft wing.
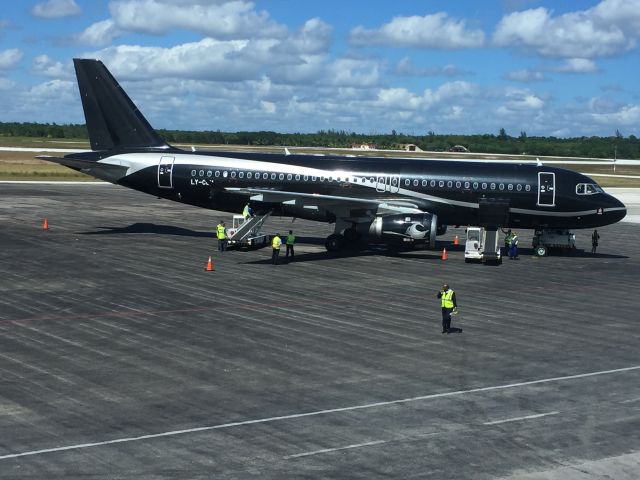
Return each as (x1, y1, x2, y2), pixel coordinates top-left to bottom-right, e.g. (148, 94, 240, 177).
(225, 187, 423, 214)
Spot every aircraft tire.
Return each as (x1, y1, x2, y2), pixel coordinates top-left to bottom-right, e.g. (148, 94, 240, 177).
(325, 234, 344, 252)
(535, 245, 547, 257)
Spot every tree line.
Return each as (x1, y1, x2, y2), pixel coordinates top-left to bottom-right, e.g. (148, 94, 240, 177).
(1, 121, 638, 159)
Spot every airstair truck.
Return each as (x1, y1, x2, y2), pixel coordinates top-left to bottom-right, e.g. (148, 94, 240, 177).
(226, 212, 271, 249)
(464, 227, 502, 264)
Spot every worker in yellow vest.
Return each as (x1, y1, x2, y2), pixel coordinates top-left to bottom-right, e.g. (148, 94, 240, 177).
(271, 233, 282, 265)
(436, 283, 458, 334)
(242, 203, 253, 219)
(216, 221, 227, 252)
(285, 230, 296, 260)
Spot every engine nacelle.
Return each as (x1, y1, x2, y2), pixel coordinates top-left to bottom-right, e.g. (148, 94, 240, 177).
(369, 213, 438, 248)
(437, 224, 448, 236)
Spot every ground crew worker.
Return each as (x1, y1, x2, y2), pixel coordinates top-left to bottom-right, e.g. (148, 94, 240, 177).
(504, 229, 512, 254)
(271, 233, 282, 265)
(216, 221, 227, 252)
(285, 230, 295, 259)
(508, 232, 519, 259)
(436, 283, 457, 334)
(242, 203, 253, 219)
(591, 229, 600, 254)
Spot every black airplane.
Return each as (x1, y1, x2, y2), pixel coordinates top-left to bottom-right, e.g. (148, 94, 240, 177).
(40, 59, 626, 252)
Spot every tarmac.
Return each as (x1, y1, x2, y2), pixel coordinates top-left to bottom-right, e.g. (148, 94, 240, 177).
(0, 183, 639, 479)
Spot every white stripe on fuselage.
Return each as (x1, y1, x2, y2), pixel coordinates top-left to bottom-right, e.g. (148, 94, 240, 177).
(100, 152, 612, 219)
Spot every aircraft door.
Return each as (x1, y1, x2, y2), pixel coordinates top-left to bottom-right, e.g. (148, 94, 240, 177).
(375, 175, 401, 193)
(537, 172, 555, 206)
(158, 156, 175, 188)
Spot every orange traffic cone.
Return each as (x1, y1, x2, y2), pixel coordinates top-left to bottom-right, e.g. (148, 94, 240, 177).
(441, 248, 448, 260)
(453, 235, 459, 245)
(43, 218, 49, 230)
(204, 256, 214, 271)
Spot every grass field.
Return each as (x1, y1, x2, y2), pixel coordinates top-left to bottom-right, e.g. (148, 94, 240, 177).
(1, 137, 638, 186)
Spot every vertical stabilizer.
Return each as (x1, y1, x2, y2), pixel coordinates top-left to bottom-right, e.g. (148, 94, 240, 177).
(73, 58, 168, 151)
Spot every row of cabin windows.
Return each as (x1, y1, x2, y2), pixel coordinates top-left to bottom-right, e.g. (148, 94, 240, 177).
(190, 169, 531, 192)
(403, 178, 531, 192)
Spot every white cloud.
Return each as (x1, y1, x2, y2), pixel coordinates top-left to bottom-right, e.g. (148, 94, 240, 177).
(75, 20, 121, 47)
(350, 13, 485, 49)
(493, 1, 640, 58)
(591, 104, 640, 125)
(31, 0, 81, 18)
(0, 49, 23, 70)
(107, 0, 285, 39)
(555, 58, 597, 73)
(32, 54, 72, 78)
(506, 69, 545, 82)
(394, 58, 468, 77)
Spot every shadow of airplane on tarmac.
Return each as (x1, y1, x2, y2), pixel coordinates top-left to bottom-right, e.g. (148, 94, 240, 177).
(78, 223, 214, 238)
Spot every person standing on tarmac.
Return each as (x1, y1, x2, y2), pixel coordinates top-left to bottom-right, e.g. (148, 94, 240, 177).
(591, 229, 600, 254)
(271, 233, 282, 265)
(216, 221, 227, 252)
(285, 230, 296, 260)
(509, 232, 519, 259)
(437, 284, 458, 334)
(504, 229, 512, 255)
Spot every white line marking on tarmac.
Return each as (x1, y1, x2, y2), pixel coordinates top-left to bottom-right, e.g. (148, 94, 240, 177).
(1, 364, 639, 461)
(620, 397, 640, 404)
(284, 440, 388, 459)
(483, 411, 559, 426)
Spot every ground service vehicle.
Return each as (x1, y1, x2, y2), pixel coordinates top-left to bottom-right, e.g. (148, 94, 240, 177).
(532, 229, 576, 256)
(464, 227, 502, 264)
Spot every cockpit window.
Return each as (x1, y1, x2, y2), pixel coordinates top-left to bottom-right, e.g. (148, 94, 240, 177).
(576, 183, 603, 195)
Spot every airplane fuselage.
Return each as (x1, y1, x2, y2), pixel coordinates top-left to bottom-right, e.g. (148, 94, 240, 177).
(74, 148, 627, 230)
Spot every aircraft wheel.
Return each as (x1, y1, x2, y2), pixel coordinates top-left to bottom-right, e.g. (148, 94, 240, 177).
(325, 234, 344, 252)
(535, 245, 547, 257)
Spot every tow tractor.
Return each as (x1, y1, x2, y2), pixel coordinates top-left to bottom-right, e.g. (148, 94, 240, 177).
(464, 227, 502, 264)
(532, 229, 576, 256)
(226, 212, 271, 250)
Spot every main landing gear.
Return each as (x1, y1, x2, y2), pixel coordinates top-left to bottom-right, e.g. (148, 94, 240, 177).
(325, 224, 361, 252)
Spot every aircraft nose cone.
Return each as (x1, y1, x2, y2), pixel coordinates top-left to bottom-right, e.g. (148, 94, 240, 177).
(607, 194, 626, 222)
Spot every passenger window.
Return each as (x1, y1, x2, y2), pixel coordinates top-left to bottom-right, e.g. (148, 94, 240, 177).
(525, 185, 531, 192)
(312, 176, 317, 181)
(199, 170, 205, 177)
(431, 180, 436, 187)
(422, 180, 428, 186)
(439, 181, 444, 187)
(499, 183, 504, 190)
(456, 181, 461, 188)
(215, 171, 220, 177)
(482, 182, 487, 189)
(405, 179, 410, 186)
(231, 171, 236, 178)
(516, 184, 522, 191)
(191, 170, 196, 176)
(287, 174, 292, 180)
(271, 173, 276, 180)
(295, 174, 300, 180)
(464, 182, 470, 189)
(239, 172, 244, 178)
(247, 172, 252, 179)
(507, 184, 513, 191)
(303, 175, 308, 181)
(414, 179, 419, 186)
(473, 182, 479, 189)
(278, 173, 284, 180)
(263, 173, 268, 179)
(447, 181, 453, 188)
(223, 171, 228, 178)
(206, 171, 212, 178)
(490, 183, 496, 190)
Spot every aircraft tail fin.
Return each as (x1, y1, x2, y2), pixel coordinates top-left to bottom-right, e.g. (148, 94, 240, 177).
(73, 58, 169, 151)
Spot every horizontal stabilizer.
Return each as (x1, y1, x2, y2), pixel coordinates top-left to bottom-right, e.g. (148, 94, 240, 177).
(37, 155, 129, 183)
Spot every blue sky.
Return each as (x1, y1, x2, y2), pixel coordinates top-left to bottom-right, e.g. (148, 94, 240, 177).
(0, 0, 639, 137)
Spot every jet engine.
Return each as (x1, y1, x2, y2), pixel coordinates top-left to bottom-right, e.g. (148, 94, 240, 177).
(369, 213, 438, 248)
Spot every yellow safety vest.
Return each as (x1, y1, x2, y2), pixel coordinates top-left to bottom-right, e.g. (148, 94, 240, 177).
(441, 289, 455, 309)
(272, 236, 281, 249)
(287, 234, 295, 245)
(216, 225, 226, 240)
(242, 205, 249, 217)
